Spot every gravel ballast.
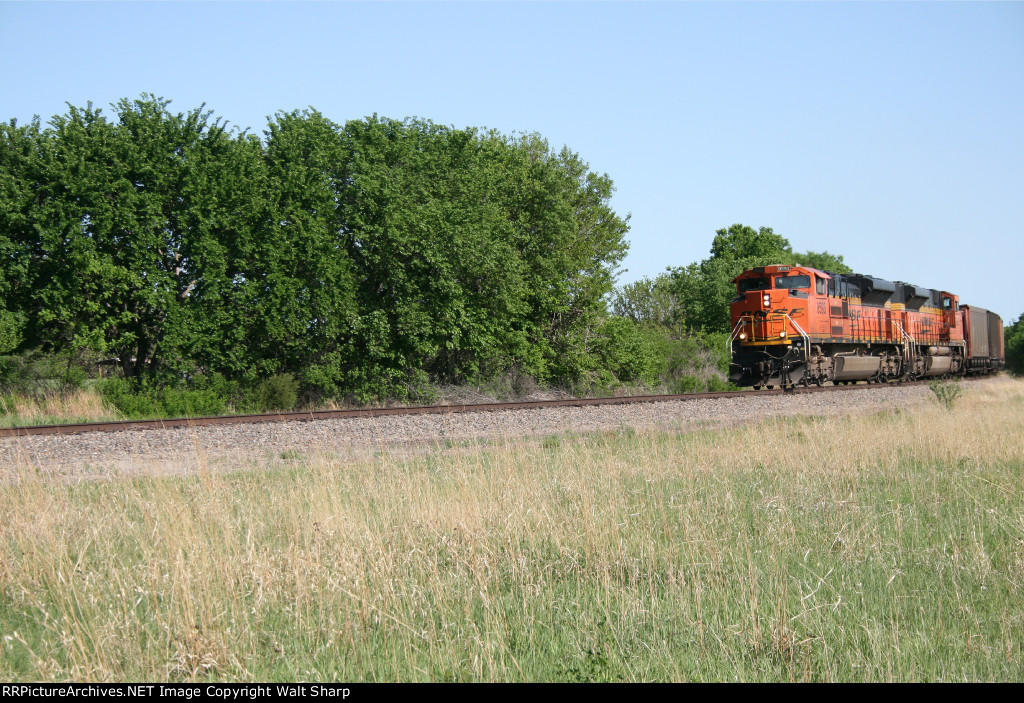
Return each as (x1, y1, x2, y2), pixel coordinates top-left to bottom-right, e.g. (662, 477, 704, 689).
(1, 385, 934, 479)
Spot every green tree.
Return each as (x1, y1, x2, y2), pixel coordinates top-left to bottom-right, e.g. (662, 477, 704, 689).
(334, 117, 530, 395)
(665, 224, 851, 334)
(9, 96, 265, 381)
(328, 117, 629, 396)
(708, 223, 791, 261)
(1004, 316, 1024, 377)
(3, 98, 633, 401)
(792, 249, 852, 274)
(509, 141, 630, 385)
(0, 118, 38, 353)
(609, 274, 681, 328)
(249, 109, 360, 395)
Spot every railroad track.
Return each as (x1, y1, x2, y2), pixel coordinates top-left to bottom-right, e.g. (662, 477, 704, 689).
(0, 379, 946, 438)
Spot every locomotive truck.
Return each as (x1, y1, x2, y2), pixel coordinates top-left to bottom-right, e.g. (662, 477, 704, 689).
(728, 265, 1004, 389)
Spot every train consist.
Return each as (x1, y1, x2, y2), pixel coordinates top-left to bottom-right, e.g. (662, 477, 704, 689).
(728, 265, 1004, 388)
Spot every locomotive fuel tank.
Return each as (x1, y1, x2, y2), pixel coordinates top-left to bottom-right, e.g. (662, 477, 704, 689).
(831, 355, 881, 381)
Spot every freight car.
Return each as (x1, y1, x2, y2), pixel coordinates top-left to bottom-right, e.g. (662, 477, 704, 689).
(728, 265, 1004, 388)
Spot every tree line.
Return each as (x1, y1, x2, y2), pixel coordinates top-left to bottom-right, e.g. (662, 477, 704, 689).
(2, 96, 634, 403)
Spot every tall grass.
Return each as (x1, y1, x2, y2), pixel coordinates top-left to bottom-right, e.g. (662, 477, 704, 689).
(0, 388, 116, 428)
(1, 379, 1022, 681)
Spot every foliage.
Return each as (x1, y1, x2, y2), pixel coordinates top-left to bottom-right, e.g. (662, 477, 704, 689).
(585, 317, 666, 392)
(96, 378, 227, 419)
(0, 97, 631, 402)
(254, 373, 300, 412)
(0, 311, 24, 354)
(929, 378, 963, 409)
(793, 250, 853, 274)
(1004, 315, 1023, 377)
(663, 224, 851, 334)
(0, 349, 89, 396)
(609, 275, 682, 329)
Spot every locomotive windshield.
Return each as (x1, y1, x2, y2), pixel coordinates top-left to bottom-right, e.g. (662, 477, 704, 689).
(737, 277, 770, 294)
(774, 275, 810, 290)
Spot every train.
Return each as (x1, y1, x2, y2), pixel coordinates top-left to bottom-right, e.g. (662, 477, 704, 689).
(728, 264, 1005, 389)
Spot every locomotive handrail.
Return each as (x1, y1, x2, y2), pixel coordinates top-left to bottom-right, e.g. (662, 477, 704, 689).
(892, 320, 916, 363)
(783, 313, 810, 365)
(727, 316, 751, 360)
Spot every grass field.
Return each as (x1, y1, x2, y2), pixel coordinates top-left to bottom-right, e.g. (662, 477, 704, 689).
(1, 379, 1022, 681)
(0, 388, 118, 428)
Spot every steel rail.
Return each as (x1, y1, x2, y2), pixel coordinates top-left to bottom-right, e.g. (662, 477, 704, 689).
(0, 379, 951, 439)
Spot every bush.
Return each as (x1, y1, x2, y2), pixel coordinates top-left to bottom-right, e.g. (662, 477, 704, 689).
(929, 379, 962, 410)
(96, 378, 228, 419)
(254, 373, 300, 412)
(95, 379, 160, 418)
(157, 388, 227, 417)
(591, 317, 666, 389)
(0, 350, 89, 396)
(0, 356, 27, 394)
(1005, 316, 1023, 377)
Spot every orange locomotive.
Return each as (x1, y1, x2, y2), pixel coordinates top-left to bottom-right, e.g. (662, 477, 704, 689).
(728, 265, 1004, 388)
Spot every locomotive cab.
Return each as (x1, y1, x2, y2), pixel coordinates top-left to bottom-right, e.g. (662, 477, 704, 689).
(729, 265, 819, 387)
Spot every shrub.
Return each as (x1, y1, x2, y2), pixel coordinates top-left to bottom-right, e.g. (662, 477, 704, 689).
(96, 378, 228, 419)
(254, 373, 300, 412)
(1005, 316, 1023, 377)
(929, 379, 962, 410)
(95, 379, 160, 419)
(0, 350, 90, 396)
(157, 388, 227, 417)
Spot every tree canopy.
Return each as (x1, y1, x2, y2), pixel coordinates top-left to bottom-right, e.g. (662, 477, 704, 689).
(663, 224, 852, 333)
(1004, 315, 1024, 377)
(0, 97, 631, 400)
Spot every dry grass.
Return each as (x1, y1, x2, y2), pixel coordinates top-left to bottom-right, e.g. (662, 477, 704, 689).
(0, 388, 117, 427)
(1, 378, 1022, 681)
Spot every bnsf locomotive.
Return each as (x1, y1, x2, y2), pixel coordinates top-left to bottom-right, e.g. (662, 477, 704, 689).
(728, 265, 1004, 389)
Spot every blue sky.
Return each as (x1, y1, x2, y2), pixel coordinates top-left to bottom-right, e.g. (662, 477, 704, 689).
(2, 1, 1022, 319)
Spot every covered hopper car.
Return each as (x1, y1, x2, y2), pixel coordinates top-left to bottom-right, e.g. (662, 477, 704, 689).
(728, 265, 1004, 388)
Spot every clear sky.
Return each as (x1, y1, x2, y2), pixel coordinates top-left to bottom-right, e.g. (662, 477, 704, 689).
(2, 1, 1022, 319)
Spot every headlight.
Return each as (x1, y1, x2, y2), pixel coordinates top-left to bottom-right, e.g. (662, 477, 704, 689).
(779, 331, 787, 338)
(739, 332, 747, 340)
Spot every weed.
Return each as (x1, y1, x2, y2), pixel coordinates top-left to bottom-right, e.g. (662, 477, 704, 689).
(929, 378, 963, 410)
